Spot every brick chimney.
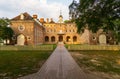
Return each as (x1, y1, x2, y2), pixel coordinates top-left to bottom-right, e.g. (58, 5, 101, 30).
(49, 18, 55, 23)
(50, 18, 53, 22)
(46, 18, 49, 23)
(40, 18, 45, 23)
(33, 15, 38, 19)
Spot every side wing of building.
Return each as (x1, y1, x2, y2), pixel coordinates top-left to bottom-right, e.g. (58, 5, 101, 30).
(10, 12, 44, 45)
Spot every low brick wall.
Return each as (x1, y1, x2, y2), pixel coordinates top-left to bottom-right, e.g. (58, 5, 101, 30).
(67, 45, 120, 51)
(0, 45, 54, 51)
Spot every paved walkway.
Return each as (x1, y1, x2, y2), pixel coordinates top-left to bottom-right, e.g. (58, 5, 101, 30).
(19, 45, 88, 79)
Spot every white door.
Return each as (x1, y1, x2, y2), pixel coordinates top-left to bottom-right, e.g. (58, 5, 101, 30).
(17, 34, 25, 45)
(99, 34, 106, 45)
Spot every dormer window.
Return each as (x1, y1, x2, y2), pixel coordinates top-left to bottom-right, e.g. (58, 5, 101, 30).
(20, 13, 24, 20)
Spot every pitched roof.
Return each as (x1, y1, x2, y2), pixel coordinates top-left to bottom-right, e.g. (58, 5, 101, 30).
(11, 12, 45, 28)
(11, 12, 33, 20)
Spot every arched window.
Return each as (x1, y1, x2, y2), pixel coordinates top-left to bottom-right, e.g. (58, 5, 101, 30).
(66, 36, 70, 42)
(51, 36, 55, 42)
(73, 36, 77, 42)
(45, 36, 49, 42)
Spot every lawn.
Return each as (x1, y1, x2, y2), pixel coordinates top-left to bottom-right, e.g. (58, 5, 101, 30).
(0, 44, 57, 51)
(66, 44, 120, 51)
(0, 50, 52, 78)
(70, 50, 120, 79)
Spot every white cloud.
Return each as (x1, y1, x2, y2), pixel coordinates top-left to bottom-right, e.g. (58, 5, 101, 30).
(0, 0, 69, 22)
(40, 0, 47, 4)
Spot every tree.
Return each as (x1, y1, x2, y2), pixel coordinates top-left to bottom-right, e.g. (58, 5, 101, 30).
(69, 0, 120, 33)
(69, 0, 78, 20)
(113, 19, 120, 43)
(0, 18, 14, 43)
(0, 18, 8, 37)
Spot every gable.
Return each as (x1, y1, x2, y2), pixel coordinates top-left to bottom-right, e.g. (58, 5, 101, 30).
(11, 12, 33, 21)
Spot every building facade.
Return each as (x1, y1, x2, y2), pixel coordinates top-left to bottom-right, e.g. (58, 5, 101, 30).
(11, 12, 44, 45)
(40, 15, 81, 44)
(11, 12, 114, 45)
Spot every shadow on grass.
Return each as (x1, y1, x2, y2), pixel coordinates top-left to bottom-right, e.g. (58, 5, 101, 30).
(70, 50, 120, 75)
(0, 50, 52, 78)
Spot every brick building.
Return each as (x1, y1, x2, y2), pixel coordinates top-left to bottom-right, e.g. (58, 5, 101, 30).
(40, 15, 81, 44)
(11, 12, 44, 45)
(11, 12, 114, 45)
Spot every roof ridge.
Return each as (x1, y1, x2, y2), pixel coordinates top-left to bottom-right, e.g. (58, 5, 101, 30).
(11, 12, 33, 20)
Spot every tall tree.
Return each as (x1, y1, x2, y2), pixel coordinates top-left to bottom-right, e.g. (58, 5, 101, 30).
(69, 0, 78, 20)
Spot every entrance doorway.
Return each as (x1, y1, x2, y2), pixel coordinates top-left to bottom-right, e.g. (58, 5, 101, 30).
(99, 34, 106, 45)
(17, 34, 25, 45)
(59, 35, 63, 42)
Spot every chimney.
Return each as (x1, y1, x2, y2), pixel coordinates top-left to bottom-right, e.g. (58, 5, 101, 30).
(33, 15, 38, 19)
(50, 18, 54, 23)
(20, 13, 24, 20)
(46, 18, 49, 23)
(40, 18, 45, 23)
(50, 18, 53, 22)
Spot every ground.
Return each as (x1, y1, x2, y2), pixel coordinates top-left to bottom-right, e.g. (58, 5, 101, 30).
(70, 50, 120, 79)
(0, 45, 120, 79)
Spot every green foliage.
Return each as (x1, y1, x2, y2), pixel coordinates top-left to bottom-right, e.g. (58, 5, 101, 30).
(0, 18, 9, 27)
(69, 0, 120, 33)
(64, 19, 75, 23)
(0, 37, 3, 43)
(0, 18, 14, 40)
(2, 27, 14, 39)
(113, 19, 120, 42)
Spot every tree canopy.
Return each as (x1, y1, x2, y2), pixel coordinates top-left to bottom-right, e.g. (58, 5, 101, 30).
(0, 18, 14, 40)
(69, 0, 120, 33)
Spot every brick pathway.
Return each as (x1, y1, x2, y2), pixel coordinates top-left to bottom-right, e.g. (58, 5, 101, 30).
(18, 45, 88, 79)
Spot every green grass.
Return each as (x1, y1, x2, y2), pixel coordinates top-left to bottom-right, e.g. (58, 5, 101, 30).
(42, 44, 57, 49)
(67, 44, 120, 51)
(0, 50, 51, 78)
(70, 50, 120, 75)
(0, 44, 57, 51)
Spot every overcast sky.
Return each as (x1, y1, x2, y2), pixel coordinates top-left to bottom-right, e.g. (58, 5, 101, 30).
(0, 0, 78, 22)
